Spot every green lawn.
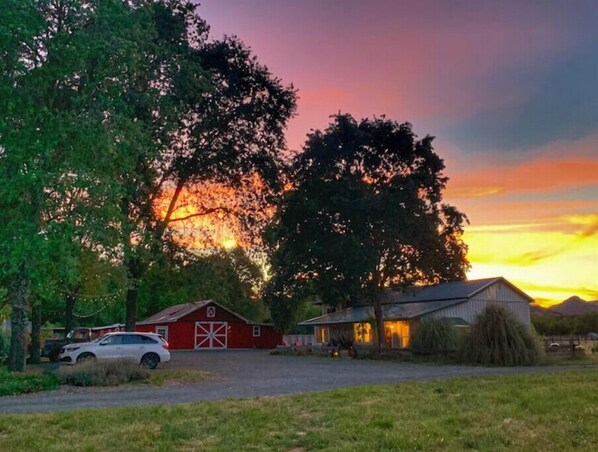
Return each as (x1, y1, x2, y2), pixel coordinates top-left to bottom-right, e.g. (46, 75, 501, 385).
(1, 369, 597, 451)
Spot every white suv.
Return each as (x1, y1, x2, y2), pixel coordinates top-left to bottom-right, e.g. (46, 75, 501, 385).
(60, 332, 170, 369)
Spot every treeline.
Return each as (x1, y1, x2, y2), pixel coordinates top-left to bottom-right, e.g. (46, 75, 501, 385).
(532, 313, 598, 336)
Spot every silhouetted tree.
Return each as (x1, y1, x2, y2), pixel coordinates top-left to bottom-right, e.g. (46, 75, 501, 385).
(265, 114, 469, 346)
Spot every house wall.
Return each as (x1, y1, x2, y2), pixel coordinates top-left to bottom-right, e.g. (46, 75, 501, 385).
(136, 303, 282, 349)
(424, 281, 531, 326)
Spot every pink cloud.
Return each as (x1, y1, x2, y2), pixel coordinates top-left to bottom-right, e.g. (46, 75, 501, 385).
(198, 1, 580, 150)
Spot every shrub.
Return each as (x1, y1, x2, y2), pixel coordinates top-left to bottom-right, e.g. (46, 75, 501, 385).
(411, 318, 458, 355)
(0, 367, 59, 396)
(56, 361, 150, 386)
(460, 305, 544, 366)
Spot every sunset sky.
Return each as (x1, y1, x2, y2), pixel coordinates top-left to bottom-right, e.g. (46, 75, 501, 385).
(196, 0, 598, 306)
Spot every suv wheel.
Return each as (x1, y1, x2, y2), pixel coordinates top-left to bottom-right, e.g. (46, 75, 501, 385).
(140, 353, 160, 369)
(76, 353, 96, 364)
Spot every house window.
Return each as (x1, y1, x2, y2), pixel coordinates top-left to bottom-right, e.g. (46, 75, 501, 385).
(252, 325, 261, 337)
(353, 322, 372, 344)
(384, 321, 411, 349)
(207, 306, 216, 318)
(316, 326, 330, 345)
(155, 326, 168, 341)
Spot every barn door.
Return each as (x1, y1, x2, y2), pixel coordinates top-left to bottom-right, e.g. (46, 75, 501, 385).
(195, 321, 228, 349)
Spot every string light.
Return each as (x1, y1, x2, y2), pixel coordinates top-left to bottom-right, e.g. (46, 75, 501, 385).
(42, 289, 125, 319)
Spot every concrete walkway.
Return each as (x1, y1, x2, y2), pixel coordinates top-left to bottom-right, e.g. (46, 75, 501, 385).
(0, 350, 588, 414)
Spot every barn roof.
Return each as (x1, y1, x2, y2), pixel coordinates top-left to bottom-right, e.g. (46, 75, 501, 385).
(139, 300, 212, 324)
(298, 277, 532, 326)
(138, 300, 273, 326)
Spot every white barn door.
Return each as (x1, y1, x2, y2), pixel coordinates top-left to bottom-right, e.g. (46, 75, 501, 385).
(195, 321, 228, 349)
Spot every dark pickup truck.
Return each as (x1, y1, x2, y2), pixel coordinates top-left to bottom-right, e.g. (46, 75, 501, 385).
(42, 328, 93, 362)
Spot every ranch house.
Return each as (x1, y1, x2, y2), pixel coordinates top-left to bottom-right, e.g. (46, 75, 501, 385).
(298, 277, 532, 349)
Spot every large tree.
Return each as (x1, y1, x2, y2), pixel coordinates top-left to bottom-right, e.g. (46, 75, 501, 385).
(0, 0, 142, 370)
(265, 114, 469, 347)
(113, 20, 296, 331)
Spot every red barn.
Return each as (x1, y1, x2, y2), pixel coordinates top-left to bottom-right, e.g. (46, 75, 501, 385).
(136, 300, 282, 350)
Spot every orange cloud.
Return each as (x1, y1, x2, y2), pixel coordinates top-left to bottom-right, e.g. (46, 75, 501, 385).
(447, 158, 598, 199)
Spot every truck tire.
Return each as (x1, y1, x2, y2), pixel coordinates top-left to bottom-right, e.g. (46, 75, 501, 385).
(49, 350, 60, 362)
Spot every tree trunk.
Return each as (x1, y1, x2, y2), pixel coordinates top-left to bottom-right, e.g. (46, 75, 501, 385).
(125, 286, 138, 332)
(8, 275, 30, 372)
(64, 292, 76, 337)
(373, 300, 385, 352)
(29, 303, 41, 364)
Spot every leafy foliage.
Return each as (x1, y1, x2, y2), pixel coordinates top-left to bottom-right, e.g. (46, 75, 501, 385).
(532, 312, 598, 336)
(0, 328, 9, 359)
(138, 249, 268, 322)
(0, 0, 172, 369)
(461, 305, 543, 366)
(411, 318, 458, 355)
(0, 368, 58, 396)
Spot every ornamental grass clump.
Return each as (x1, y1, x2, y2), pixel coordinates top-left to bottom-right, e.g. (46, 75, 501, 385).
(411, 318, 458, 355)
(56, 361, 150, 387)
(461, 304, 543, 366)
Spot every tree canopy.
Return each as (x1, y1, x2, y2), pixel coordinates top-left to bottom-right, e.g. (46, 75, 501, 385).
(265, 114, 469, 344)
(138, 248, 268, 323)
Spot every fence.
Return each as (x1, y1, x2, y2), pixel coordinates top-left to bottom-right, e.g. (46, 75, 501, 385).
(543, 335, 598, 354)
(282, 334, 317, 347)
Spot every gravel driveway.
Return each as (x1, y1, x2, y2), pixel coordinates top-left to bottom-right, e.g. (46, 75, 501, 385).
(0, 350, 585, 414)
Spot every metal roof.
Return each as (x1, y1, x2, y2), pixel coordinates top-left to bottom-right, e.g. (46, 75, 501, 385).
(380, 277, 501, 304)
(299, 298, 468, 326)
(138, 300, 212, 324)
(138, 299, 271, 326)
(298, 277, 531, 326)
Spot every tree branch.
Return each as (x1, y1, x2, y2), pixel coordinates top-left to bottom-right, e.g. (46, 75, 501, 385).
(168, 206, 231, 223)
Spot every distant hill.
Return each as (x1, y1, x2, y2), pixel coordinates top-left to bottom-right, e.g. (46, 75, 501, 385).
(548, 296, 598, 317)
(530, 303, 562, 317)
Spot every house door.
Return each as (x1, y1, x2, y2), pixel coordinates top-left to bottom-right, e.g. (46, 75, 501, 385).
(195, 322, 228, 349)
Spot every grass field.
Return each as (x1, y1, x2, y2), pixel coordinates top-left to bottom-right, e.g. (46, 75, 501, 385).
(1, 369, 596, 451)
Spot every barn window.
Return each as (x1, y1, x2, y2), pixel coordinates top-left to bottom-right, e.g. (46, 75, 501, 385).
(207, 306, 216, 318)
(156, 326, 168, 341)
(253, 325, 261, 337)
(353, 322, 372, 344)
